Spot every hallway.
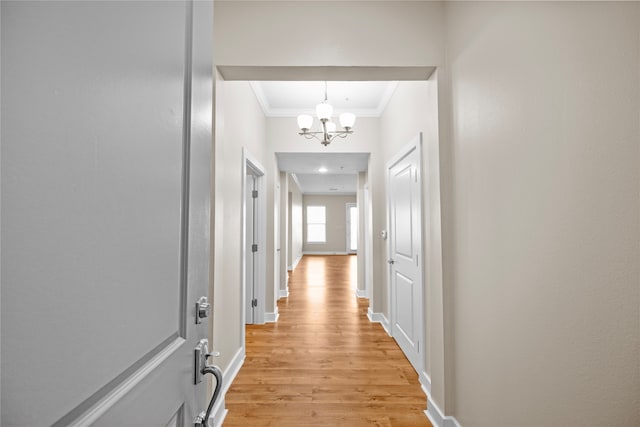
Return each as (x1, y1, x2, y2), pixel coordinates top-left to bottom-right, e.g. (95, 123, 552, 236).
(224, 255, 431, 427)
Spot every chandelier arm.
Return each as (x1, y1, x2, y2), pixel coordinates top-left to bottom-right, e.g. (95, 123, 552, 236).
(299, 131, 324, 143)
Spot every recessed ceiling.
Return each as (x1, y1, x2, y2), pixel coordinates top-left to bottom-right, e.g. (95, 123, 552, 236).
(277, 152, 369, 195)
(293, 174, 357, 195)
(276, 152, 369, 174)
(251, 81, 398, 117)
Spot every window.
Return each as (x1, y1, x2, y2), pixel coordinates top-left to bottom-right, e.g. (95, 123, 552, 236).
(306, 205, 326, 243)
(347, 204, 358, 252)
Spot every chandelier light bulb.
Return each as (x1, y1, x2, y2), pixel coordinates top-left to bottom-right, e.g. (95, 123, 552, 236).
(339, 113, 356, 129)
(297, 114, 313, 131)
(315, 102, 333, 121)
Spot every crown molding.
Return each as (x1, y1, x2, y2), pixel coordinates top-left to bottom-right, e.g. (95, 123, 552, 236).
(249, 81, 399, 118)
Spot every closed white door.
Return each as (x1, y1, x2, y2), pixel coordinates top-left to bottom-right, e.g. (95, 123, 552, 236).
(387, 140, 423, 372)
(246, 175, 257, 324)
(1, 1, 214, 425)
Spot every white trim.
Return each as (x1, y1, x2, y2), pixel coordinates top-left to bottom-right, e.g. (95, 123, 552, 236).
(278, 289, 289, 299)
(301, 192, 357, 196)
(260, 107, 390, 118)
(386, 133, 425, 374)
(210, 398, 227, 427)
(303, 251, 349, 255)
(355, 288, 367, 298)
(265, 307, 279, 323)
(289, 173, 302, 193)
(367, 308, 391, 336)
(375, 81, 399, 116)
(67, 337, 185, 427)
(248, 81, 399, 118)
(424, 393, 461, 427)
(418, 371, 461, 427)
(287, 253, 302, 271)
(419, 371, 432, 394)
(248, 81, 270, 116)
(209, 347, 245, 427)
(292, 254, 302, 270)
(242, 148, 267, 327)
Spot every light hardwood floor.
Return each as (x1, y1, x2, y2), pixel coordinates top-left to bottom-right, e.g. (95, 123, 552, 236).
(223, 255, 432, 427)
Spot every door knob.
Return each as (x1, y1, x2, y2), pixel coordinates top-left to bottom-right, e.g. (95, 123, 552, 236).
(387, 259, 395, 264)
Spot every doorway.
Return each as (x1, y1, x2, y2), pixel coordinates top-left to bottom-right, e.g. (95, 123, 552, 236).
(387, 135, 424, 373)
(243, 149, 266, 325)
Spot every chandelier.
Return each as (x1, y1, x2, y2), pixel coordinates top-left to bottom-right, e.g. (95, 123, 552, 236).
(296, 82, 356, 146)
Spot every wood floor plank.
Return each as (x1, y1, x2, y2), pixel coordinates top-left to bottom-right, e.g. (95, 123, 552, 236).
(223, 255, 431, 427)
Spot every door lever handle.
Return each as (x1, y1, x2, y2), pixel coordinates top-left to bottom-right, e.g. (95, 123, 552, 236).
(387, 259, 395, 264)
(194, 365, 222, 427)
(194, 364, 223, 427)
(194, 339, 223, 427)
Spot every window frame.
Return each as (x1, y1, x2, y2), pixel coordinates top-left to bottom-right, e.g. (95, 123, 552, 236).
(306, 205, 326, 244)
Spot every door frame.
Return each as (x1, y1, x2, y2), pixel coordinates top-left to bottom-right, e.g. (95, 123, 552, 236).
(386, 133, 425, 374)
(241, 148, 266, 333)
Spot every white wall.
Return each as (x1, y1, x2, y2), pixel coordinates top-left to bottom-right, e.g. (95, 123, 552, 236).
(380, 79, 443, 404)
(440, 2, 640, 425)
(211, 79, 266, 372)
(288, 174, 303, 268)
(213, 2, 640, 426)
(303, 195, 357, 254)
(214, 0, 443, 70)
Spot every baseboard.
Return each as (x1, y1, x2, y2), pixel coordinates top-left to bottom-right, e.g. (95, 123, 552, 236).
(265, 307, 279, 323)
(287, 254, 302, 271)
(279, 288, 289, 299)
(210, 402, 227, 427)
(292, 254, 302, 270)
(423, 387, 461, 427)
(367, 307, 391, 336)
(419, 371, 432, 394)
(355, 288, 367, 298)
(303, 251, 349, 255)
(209, 347, 245, 427)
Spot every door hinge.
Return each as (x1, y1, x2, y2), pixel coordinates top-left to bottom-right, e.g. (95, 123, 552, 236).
(252, 244, 258, 252)
(252, 190, 258, 198)
(251, 298, 258, 308)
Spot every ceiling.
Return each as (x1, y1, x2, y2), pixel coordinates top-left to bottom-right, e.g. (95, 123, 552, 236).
(265, 82, 385, 195)
(250, 81, 398, 117)
(276, 152, 369, 195)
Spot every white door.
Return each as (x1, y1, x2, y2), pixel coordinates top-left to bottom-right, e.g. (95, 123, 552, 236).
(387, 139, 423, 372)
(246, 175, 257, 324)
(1, 1, 215, 425)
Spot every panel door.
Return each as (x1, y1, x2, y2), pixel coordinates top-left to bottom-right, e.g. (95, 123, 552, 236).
(1, 1, 214, 425)
(388, 143, 423, 372)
